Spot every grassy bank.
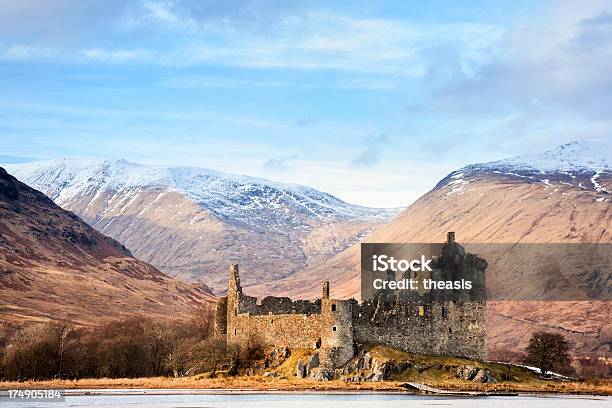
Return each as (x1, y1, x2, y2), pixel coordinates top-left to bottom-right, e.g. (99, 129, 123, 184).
(2, 344, 609, 395)
(1, 376, 610, 395)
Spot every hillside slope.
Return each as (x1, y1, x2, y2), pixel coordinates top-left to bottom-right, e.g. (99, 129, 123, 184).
(252, 141, 611, 358)
(6, 159, 399, 291)
(0, 167, 215, 335)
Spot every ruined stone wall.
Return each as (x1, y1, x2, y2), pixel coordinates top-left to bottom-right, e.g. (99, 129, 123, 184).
(239, 294, 321, 316)
(352, 300, 486, 360)
(228, 290, 323, 348)
(351, 232, 487, 360)
(229, 312, 323, 348)
(224, 264, 324, 348)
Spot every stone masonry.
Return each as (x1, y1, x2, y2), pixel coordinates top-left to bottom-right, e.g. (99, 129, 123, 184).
(214, 232, 487, 369)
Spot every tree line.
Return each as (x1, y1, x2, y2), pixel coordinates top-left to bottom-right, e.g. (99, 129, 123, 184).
(0, 305, 253, 381)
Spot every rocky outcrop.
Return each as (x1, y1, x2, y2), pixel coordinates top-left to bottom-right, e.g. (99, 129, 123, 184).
(252, 346, 537, 385)
(296, 359, 306, 378)
(309, 367, 334, 381)
(359, 352, 372, 370)
(456, 365, 497, 383)
(337, 351, 411, 382)
(266, 347, 290, 368)
(306, 352, 319, 375)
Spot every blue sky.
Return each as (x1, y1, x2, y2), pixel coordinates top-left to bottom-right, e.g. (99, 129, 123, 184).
(1, 0, 611, 207)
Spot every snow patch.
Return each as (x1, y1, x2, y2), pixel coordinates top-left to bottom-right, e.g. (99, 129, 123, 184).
(591, 171, 610, 194)
(450, 141, 610, 181)
(482, 141, 610, 173)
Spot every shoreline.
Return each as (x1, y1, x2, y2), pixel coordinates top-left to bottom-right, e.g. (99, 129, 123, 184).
(1, 377, 610, 396)
(0, 388, 609, 398)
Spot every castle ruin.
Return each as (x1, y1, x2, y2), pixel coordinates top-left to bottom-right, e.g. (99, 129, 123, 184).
(215, 232, 487, 371)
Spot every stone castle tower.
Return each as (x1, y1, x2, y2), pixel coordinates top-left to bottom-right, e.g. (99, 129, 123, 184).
(320, 282, 354, 368)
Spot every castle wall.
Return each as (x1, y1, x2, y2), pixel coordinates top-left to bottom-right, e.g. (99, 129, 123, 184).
(229, 313, 323, 349)
(223, 264, 324, 348)
(352, 300, 486, 360)
(239, 294, 321, 315)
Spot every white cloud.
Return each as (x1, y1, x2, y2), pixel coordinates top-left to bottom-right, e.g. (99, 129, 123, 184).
(0, 44, 51, 61)
(160, 75, 292, 88)
(168, 13, 503, 76)
(425, 0, 612, 122)
(262, 155, 297, 172)
(160, 74, 396, 91)
(82, 48, 152, 62)
(143, 1, 181, 25)
(351, 134, 389, 169)
(122, 0, 197, 32)
(1, 4, 505, 78)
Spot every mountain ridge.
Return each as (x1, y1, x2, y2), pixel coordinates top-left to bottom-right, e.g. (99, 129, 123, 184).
(5, 158, 399, 228)
(435, 140, 611, 196)
(6, 158, 401, 291)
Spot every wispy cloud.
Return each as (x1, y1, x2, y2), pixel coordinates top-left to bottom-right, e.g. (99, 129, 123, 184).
(335, 78, 397, 91)
(0, 100, 291, 129)
(0, 3, 505, 77)
(351, 133, 389, 169)
(121, 0, 197, 32)
(82, 47, 152, 62)
(262, 155, 297, 172)
(161, 76, 293, 89)
(160, 75, 397, 91)
(0, 44, 52, 61)
(162, 14, 502, 75)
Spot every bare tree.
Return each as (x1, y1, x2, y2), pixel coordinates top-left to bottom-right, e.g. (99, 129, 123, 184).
(191, 303, 215, 339)
(525, 331, 571, 378)
(143, 321, 173, 376)
(53, 322, 72, 379)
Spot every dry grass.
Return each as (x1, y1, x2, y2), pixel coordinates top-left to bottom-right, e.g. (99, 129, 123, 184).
(1, 376, 610, 395)
(0, 376, 399, 392)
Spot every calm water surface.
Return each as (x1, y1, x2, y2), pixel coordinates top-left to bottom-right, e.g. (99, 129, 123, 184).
(0, 390, 609, 408)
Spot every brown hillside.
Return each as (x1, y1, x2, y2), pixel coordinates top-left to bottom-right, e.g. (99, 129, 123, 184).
(0, 167, 215, 336)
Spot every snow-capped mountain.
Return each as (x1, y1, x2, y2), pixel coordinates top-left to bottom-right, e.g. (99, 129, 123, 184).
(7, 158, 396, 230)
(6, 158, 400, 291)
(469, 140, 609, 173)
(436, 140, 611, 196)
